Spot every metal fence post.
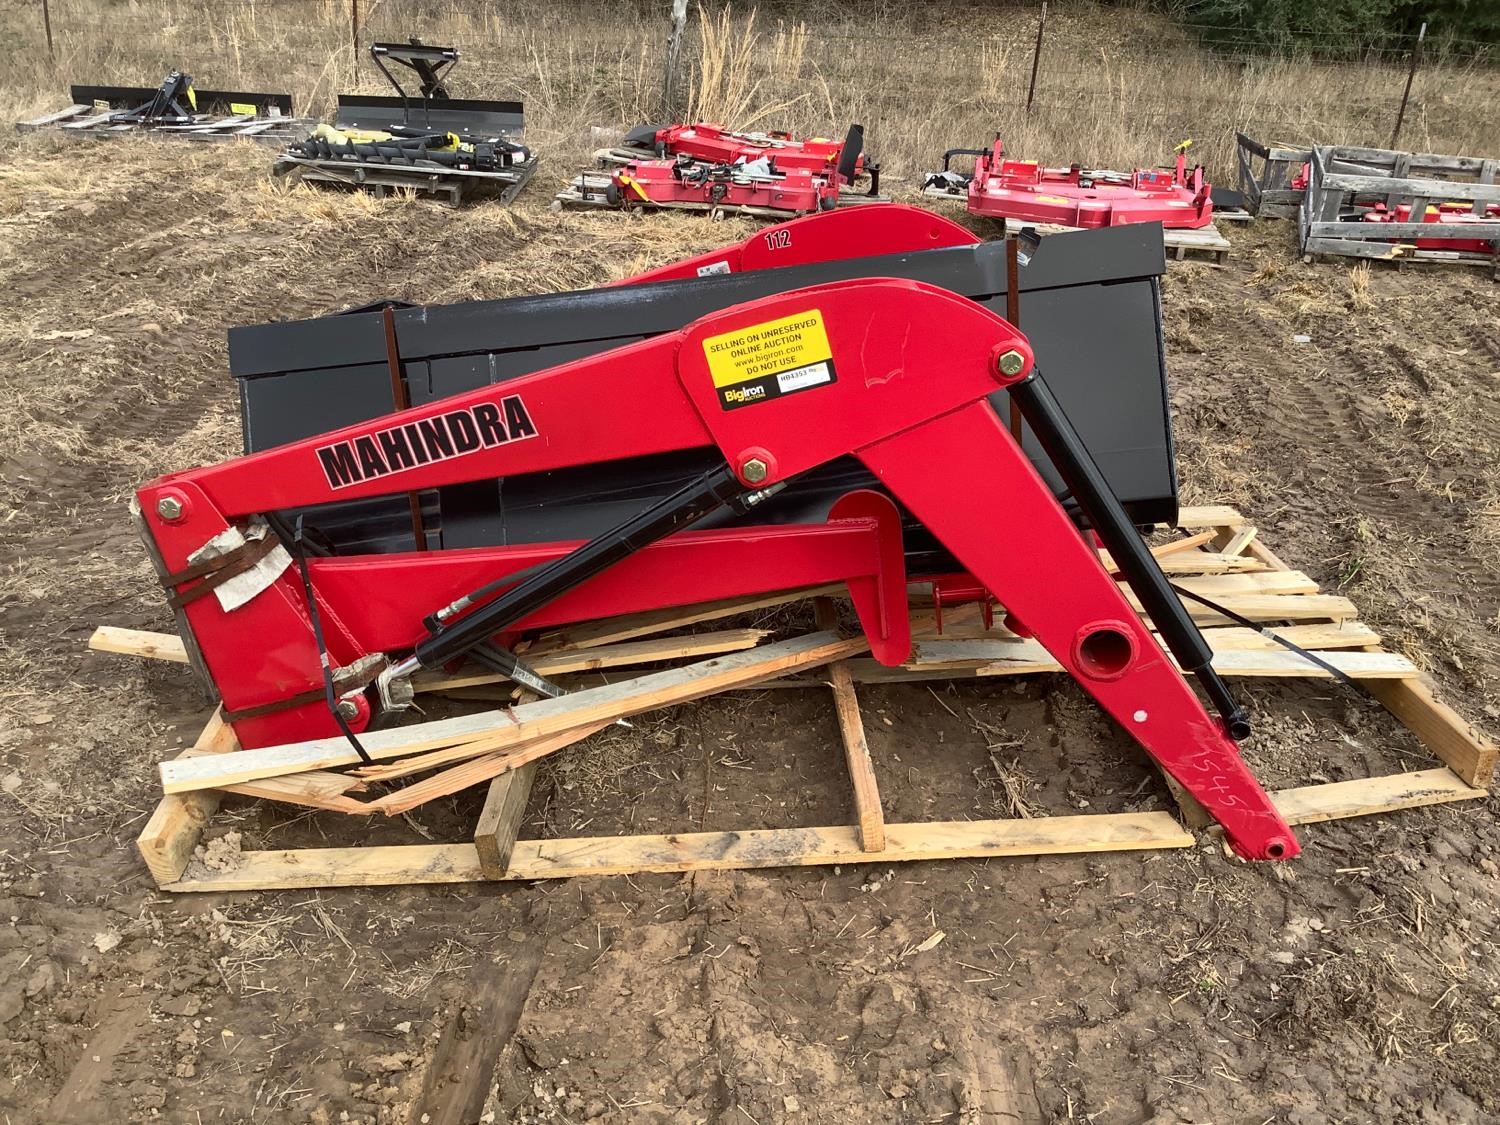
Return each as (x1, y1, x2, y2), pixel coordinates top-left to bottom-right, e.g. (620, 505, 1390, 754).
(1390, 21, 1425, 149)
(1026, 2, 1047, 114)
(663, 0, 689, 120)
(352, 0, 360, 65)
(41, 0, 54, 59)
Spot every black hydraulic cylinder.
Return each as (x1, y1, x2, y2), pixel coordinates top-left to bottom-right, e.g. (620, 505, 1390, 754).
(1006, 370, 1251, 741)
(412, 464, 749, 669)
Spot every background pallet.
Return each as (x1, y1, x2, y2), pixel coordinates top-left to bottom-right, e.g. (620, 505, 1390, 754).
(1297, 143, 1500, 271)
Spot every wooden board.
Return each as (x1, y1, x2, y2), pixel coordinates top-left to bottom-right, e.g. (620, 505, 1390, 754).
(159, 631, 865, 793)
(1270, 768, 1485, 827)
(406, 945, 542, 1125)
(161, 812, 1194, 891)
(90, 626, 189, 663)
(18, 106, 311, 143)
(415, 628, 769, 691)
(1176, 505, 1248, 529)
(474, 763, 539, 878)
(277, 156, 537, 206)
(135, 713, 237, 885)
(529, 585, 839, 652)
(16, 104, 91, 130)
(789, 644, 1416, 686)
(1364, 677, 1498, 788)
(89, 624, 769, 692)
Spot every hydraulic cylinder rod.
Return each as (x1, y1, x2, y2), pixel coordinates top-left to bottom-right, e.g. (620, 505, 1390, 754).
(1006, 369, 1251, 740)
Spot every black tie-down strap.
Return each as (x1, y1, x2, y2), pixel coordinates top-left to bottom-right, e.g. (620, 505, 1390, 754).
(160, 532, 281, 610)
(219, 660, 384, 724)
(1167, 582, 1360, 692)
(291, 516, 372, 763)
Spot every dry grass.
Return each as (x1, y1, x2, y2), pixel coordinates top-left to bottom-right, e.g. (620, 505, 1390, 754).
(1, 1, 1495, 184)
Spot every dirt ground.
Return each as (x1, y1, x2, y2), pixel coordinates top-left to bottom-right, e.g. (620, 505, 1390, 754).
(2, 132, 1500, 1125)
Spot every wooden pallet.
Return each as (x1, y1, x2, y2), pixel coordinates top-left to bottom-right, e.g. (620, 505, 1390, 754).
(105, 505, 1493, 893)
(918, 187, 1233, 262)
(1297, 144, 1500, 274)
(1236, 132, 1310, 219)
(16, 103, 314, 144)
(273, 155, 539, 207)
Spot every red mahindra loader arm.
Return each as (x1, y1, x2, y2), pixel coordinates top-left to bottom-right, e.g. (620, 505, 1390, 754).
(135, 278, 1298, 861)
(611, 203, 979, 285)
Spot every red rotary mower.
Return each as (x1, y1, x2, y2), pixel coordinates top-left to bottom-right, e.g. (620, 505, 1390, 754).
(925, 137, 1215, 230)
(621, 121, 880, 193)
(135, 207, 1300, 863)
(603, 124, 877, 215)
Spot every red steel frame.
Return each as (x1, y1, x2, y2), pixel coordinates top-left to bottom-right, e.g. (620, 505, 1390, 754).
(959, 139, 1214, 230)
(611, 204, 979, 286)
(136, 278, 1298, 860)
(611, 158, 838, 215)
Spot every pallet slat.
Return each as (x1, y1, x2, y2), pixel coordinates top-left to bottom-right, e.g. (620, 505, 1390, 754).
(1364, 677, 1498, 788)
(806, 641, 1415, 685)
(1270, 768, 1485, 826)
(815, 598, 885, 851)
(159, 631, 865, 793)
(474, 762, 540, 878)
(162, 812, 1195, 891)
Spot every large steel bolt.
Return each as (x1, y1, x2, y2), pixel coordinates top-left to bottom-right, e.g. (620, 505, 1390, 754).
(997, 349, 1027, 377)
(335, 699, 360, 720)
(156, 496, 184, 521)
(741, 458, 769, 484)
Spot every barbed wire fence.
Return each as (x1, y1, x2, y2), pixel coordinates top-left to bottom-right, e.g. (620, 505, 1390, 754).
(12, 1, 1498, 172)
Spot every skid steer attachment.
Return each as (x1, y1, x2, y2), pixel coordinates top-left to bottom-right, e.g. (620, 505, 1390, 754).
(274, 39, 537, 205)
(136, 278, 1297, 860)
(16, 72, 305, 142)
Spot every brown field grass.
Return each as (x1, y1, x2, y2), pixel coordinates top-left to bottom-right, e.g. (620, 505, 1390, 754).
(1, 0, 1496, 184)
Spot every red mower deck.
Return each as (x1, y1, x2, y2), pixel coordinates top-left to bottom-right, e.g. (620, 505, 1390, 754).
(925, 138, 1215, 230)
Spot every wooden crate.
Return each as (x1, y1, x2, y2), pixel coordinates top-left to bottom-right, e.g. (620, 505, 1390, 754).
(108, 505, 1493, 893)
(1298, 144, 1500, 271)
(1236, 132, 1312, 219)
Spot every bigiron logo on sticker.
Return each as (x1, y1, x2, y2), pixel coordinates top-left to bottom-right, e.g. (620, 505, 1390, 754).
(316, 398, 538, 490)
(702, 309, 836, 411)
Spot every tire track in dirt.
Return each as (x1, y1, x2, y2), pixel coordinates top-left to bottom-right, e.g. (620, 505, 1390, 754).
(1175, 277, 1500, 686)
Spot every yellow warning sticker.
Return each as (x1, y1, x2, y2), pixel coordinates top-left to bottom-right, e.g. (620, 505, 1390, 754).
(230, 101, 258, 116)
(702, 309, 836, 411)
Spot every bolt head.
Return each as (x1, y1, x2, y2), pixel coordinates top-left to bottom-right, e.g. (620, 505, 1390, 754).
(741, 458, 769, 484)
(335, 699, 360, 720)
(156, 496, 184, 521)
(997, 349, 1027, 378)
